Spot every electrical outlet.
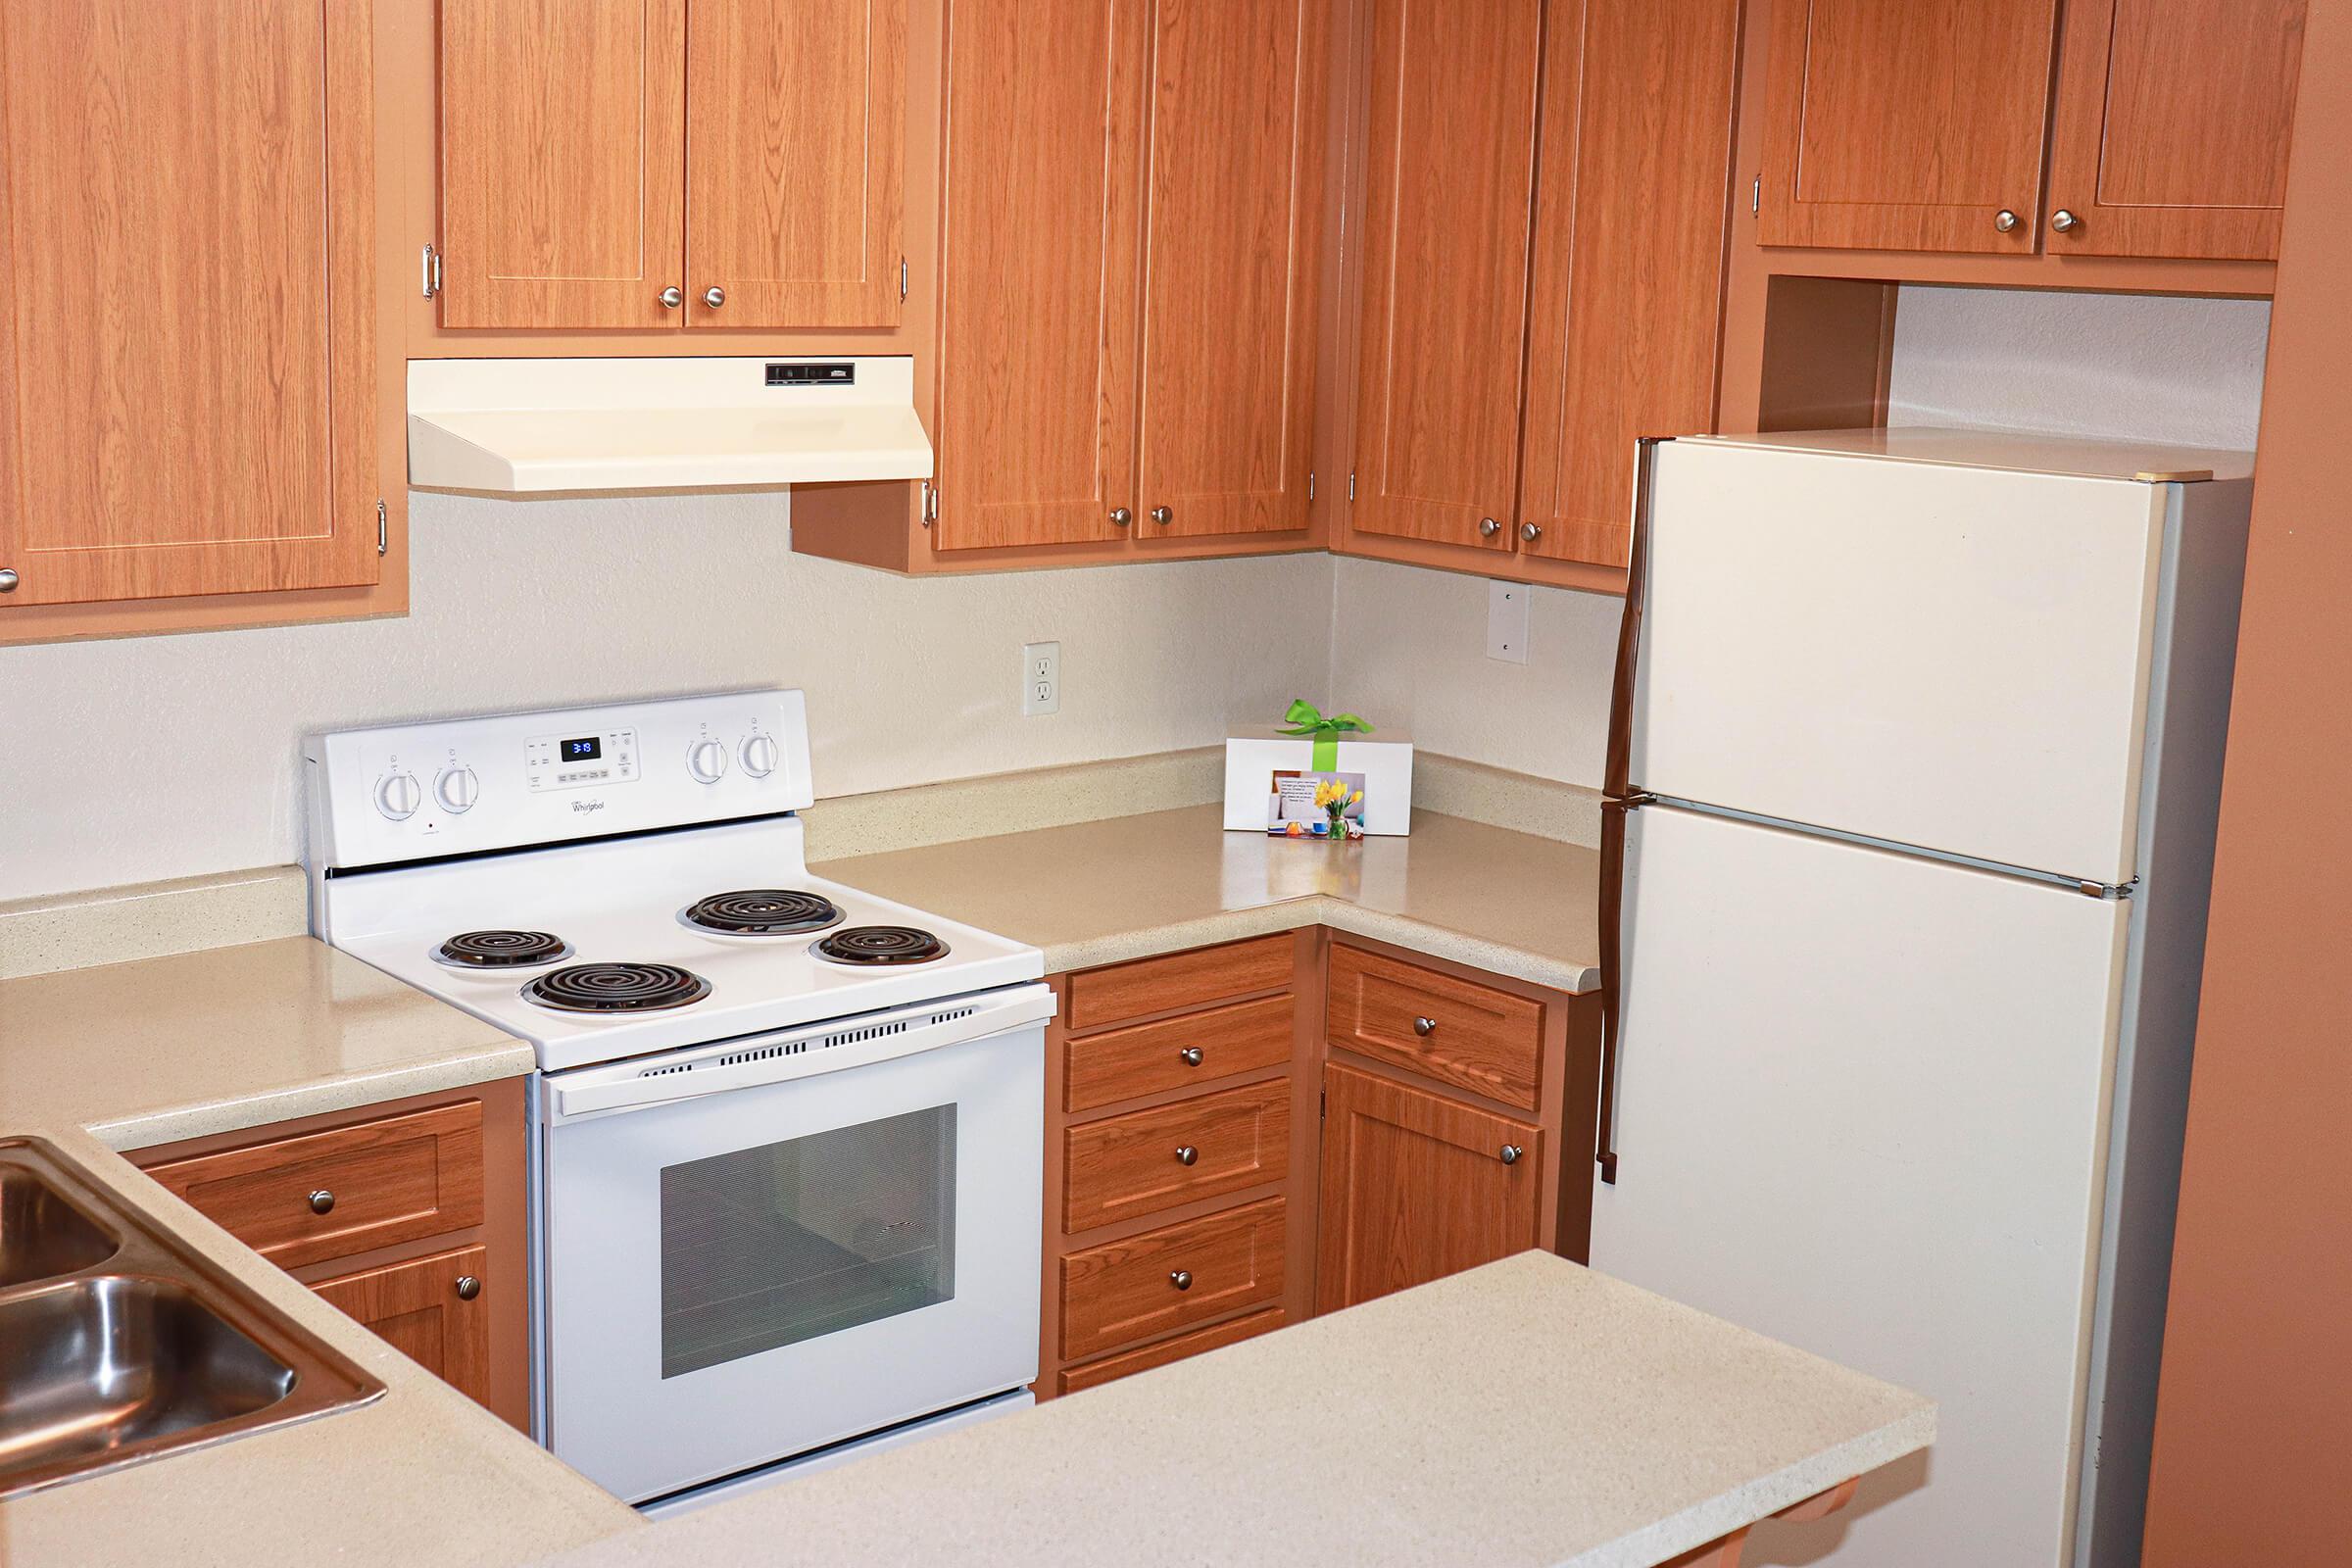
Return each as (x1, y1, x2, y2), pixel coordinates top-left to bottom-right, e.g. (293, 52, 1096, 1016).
(1022, 641, 1060, 715)
(1486, 581, 1530, 664)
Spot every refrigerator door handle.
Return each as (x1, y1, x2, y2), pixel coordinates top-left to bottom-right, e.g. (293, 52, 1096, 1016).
(1595, 438, 1667, 1185)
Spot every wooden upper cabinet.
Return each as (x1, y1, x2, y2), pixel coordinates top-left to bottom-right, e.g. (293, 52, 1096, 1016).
(685, 0, 907, 325)
(1315, 1063, 1542, 1314)
(1133, 0, 1325, 542)
(2044, 0, 2306, 261)
(438, 0, 688, 328)
(1516, 0, 1740, 569)
(0, 0, 381, 611)
(934, 0, 1143, 551)
(1348, 0, 1542, 552)
(1757, 0, 2062, 254)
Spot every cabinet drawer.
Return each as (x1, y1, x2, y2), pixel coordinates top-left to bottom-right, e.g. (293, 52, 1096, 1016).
(1063, 1080, 1291, 1233)
(1064, 935, 1293, 1033)
(1060, 1197, 1286, 1360)
(1057, 1306, 1288, 1396)
(143, 1102, 486, 1269)
(1326, 945, 1544, 1110)
(1064, 994, 1293, 1111)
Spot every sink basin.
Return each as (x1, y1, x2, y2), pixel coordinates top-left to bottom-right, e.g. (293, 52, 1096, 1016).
(0, 1155, 122, 1287)
(0, 1138, 384, 1498)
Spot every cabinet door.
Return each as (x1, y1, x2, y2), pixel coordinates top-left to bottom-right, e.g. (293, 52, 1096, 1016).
(0, 0, 381, 609)
(934, 0, 1145, 551)
(1757, 0, 2062, 253)
(1347, 0, 1540, 553)
(686, 0, 906, 326)
(1315, 1063, 1541, 1313)
(438, 0, 687, 328)
(2044, 0, 2305, 261)
(1132, 0, 1325, 541)
(314, 1245, 494, 1411)
(1517, 0, 1739, 570)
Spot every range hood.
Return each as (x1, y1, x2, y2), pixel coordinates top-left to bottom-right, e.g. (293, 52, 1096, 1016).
(407, 356, 931, 493)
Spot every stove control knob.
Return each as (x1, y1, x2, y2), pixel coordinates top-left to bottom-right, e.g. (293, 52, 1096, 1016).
(739, 733, 779, 778)
(434, 766, 480, 814)
(687, 739, 730, 784)
(374, 770, 421, 820)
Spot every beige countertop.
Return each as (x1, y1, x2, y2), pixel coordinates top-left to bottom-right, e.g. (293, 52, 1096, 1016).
(528, 1252, 1933, 1568)
(815, 805, 1603, 992)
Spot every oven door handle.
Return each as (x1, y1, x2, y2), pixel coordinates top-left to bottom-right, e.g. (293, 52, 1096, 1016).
(547, 982, 1057, 1120)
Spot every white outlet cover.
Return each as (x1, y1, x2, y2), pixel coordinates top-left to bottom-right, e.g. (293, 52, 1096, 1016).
(1022, 641, 1061, 715)
(1486, 581, 1530, 664)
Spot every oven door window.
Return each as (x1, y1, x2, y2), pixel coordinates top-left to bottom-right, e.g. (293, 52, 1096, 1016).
(658, 1105, 956, 1379)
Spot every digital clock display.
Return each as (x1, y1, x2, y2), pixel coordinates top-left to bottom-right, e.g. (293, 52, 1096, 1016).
(563, 737, 602, 761)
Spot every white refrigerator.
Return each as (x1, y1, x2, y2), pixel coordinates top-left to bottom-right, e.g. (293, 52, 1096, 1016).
(1591, 428, 2251, 1568)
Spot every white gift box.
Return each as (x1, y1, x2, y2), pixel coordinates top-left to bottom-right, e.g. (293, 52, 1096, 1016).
(1222, 724, 1414, 836)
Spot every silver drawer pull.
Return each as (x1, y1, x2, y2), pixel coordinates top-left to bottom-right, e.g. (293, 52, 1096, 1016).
(1499, 1145, 1523, 1165)
(455, 1275, 481, 1301)
(1412, 1016, 1437, 1037)
(1169, 1269, 1193, 1291)
(308, 1189, 336, 1215)
(1179, 1047, 1204, 1066)
(1175, 1146, 1199, 1166)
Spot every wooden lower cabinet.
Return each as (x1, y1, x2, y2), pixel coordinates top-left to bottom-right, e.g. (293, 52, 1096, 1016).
(1057, 1306, 1289, 1396)
(1314, 1061, 1544, 1314)
(312, 1245, 493, 1410)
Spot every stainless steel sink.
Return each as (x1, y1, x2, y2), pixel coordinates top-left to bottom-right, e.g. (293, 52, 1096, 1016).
(0, 1138, 385, 1498)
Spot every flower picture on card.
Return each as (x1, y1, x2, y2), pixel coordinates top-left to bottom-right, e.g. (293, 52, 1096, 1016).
(1262, 769, 1366, 838)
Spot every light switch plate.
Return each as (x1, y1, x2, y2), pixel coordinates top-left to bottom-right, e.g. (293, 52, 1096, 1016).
(1486, 581, 1530, 664)
(1022, 641, 1060, 715)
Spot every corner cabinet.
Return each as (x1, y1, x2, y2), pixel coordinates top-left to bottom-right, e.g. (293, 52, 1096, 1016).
(435, 0, 906, 330)
(0, 0, 398, 641)
(792, 0, 1331, 572)
(1337, 0, 1741, 585)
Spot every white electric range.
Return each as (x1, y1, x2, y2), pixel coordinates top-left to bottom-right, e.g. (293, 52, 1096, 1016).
(304, 689, 1049, 1510)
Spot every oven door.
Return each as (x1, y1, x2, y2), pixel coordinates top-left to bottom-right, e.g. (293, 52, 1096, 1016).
(539, 984, 1050, 1503)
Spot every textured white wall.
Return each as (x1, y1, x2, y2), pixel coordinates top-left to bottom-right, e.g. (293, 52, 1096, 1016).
(1328, 288, 2274, 790)
(0, 491, 1334, 902)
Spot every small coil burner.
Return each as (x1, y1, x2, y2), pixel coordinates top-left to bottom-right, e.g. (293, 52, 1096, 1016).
(436, 930, 571, 969)
(811, 925, 949, 966)
(524, 962, 711, 1014)
(682, 889, 844, 936)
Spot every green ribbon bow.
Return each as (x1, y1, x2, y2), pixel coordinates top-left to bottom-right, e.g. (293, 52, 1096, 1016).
(1279, 698, 1374, 772)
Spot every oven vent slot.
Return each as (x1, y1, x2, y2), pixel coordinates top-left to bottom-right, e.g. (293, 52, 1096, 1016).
(640, 1060, 697, 1078)
(715, 1040, 808, 1067)
(928, 1006, 976, 1026)
(816, 1018, 912, 1052)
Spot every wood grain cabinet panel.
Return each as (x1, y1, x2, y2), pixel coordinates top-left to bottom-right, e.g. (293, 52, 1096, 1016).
(1516, 0, 1740, 570)
(933, 0, 1144, 550)
(1063, 933, 1295, 1033)
(1063, 1079, 1291, 1232)
(313, 1245, 495, 1413)
(141, 1102, 486, 1271)
(437, 0, 688, 327)
(1757, 0, 2062, 254)
(686, 0, 906, 325)
(1315, 1063, 1541, 1313)
(1059, 1196, 1286, 1360)
(1133, 0, 1325, 542)
(1326, 944, 1544, 1110)
(1064, 994, 1295, 1111)
(1056, 1305, 1286, 1395)
(0, 0, 381, 610)
(2045, 0, 2306, 261)
(1347, 0, 1542, 552)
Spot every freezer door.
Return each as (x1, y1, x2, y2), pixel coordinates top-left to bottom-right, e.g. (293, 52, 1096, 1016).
(1631, 439, 2167, 884)
(1591, 804, 2130, 1568)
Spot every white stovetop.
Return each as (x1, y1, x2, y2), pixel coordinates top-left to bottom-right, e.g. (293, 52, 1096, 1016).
(321, 818, 1042, 1071)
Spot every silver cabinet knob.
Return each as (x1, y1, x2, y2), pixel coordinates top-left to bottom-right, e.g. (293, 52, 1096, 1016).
(2051, 209, 2080, 233)
(1519, 522, 1543, 543)
(1169, 1269, 1193, 1291)
(1412, 1016, 1437, 1037)
(659, 286, 683, 309)
(1109, 507, 1133, 527)
(1479, 517, 1501, 538)
(0, 567, 18, 593)
(1499, 1145, 1523, 1165)
(309, 1190, 336, 1215)
(455, 1275, 481, 1301)
(1175, 1146, 1199, 1166)
(1150, 506, 1174, 525)
(702, 285, 726, 309)
(1179, 1047, 1203, 1066)
(1994, 209, 2020, 233)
